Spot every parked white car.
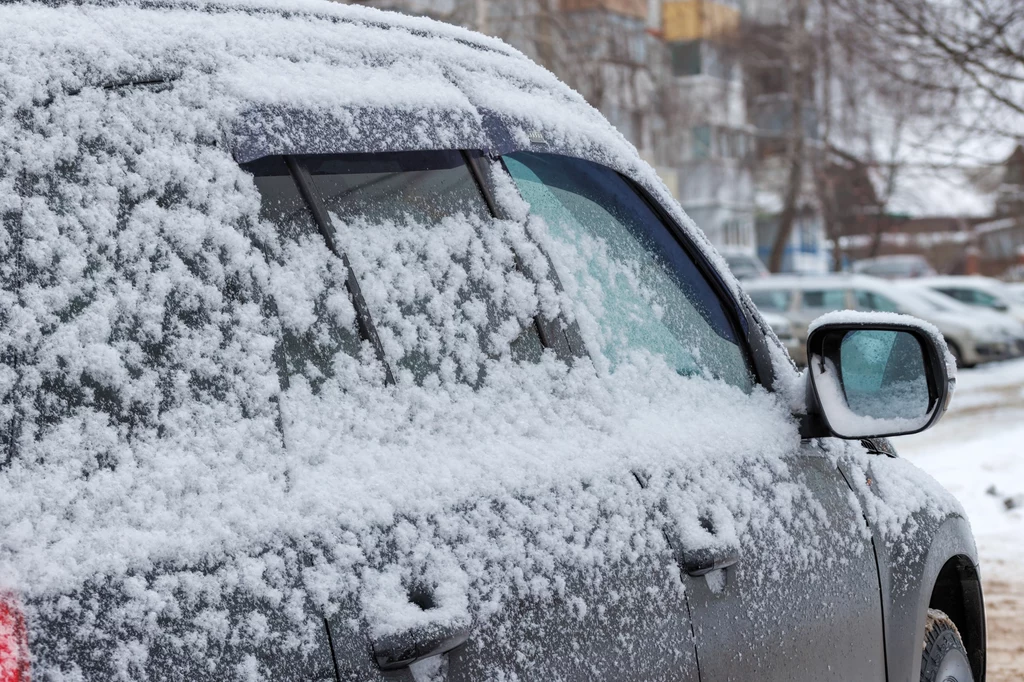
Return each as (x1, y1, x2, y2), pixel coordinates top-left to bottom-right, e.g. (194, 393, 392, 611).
(745, 274, 1018, 367)
(851, 255, 936, 279)
(919, 275, 1024, 325)
(900, 282, 1024, 358)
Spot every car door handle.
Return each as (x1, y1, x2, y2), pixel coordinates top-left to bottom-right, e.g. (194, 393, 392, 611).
(681, 546, 741, 577)
(372, 623, 471, 671)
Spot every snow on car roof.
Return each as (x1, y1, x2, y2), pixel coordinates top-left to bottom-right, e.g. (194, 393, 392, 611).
(916, 275, 1007, 290)
(0, 1, 963, 676)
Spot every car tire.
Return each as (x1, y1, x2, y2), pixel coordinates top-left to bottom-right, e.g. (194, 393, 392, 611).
(921, 609, 974, 682)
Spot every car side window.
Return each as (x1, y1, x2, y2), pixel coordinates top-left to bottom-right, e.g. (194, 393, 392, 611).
(801, 289, 847, 311)
(243, 152, 548, 388)
(854, 290, 900, 313)
(939, 288, 973, 304)
(503, 151, 753, 392)
(971, 289, 1000, 308)
(241, 155, 363, 391)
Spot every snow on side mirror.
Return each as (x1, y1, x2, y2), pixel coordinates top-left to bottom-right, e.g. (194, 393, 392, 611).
(806, 312, 954, 439)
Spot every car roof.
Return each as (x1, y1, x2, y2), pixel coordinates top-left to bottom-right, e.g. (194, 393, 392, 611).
(742, 273, 883, 291)
(854, 254, 929, 264)
(2, 0, 717, 276)
(2, 0, 629, 164)
(915, 275, 1005, 290)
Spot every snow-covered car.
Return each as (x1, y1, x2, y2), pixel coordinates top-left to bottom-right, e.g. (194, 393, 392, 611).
(0, 2, 984, 682)
(746, 273, 1020, 366)
(920, 275, 1024, 325)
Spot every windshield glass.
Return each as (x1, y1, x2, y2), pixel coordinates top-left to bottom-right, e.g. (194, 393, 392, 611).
(503, 152, 753, 391)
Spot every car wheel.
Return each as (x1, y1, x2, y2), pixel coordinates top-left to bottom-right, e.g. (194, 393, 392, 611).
(921, 609, 974, 682)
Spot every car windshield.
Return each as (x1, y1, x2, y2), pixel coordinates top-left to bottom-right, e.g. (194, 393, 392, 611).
(503, 151, 753, 391)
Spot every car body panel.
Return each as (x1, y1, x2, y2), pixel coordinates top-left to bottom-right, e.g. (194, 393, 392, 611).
(685, 442, 885, 681)
(837, 452, 985, 682)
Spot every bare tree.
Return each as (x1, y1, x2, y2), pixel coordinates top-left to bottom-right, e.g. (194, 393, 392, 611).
(834, 0, 1024, 143)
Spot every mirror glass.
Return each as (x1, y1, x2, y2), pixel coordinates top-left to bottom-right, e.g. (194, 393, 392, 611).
(810, 328, 934, 437)
(840, 330, 929, 420)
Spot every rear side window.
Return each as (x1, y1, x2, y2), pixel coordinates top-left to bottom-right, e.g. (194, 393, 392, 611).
(242, 156, 362, 390)
(801, 289, 847, 311)
(246, 152, 547, 387)
(503, 152, 752, 391)
(938, 288, 977, 305)
(749, 289, 792, 313)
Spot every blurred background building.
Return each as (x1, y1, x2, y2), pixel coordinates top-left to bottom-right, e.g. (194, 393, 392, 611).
(339, 0, 1024, 278)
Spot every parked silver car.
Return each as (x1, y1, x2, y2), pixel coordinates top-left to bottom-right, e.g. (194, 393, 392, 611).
(851, 255, 936, 279)
(919, 275, 1024, 325)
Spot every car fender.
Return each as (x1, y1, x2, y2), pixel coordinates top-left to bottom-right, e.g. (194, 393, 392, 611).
(835, 450, 984, 682)
(876, 514, 983, 682)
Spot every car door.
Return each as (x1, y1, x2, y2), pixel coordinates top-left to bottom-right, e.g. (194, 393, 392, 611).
(246, 149, 703, 681)
(498, 152, 885, 681)
(681, 442, 886, 681)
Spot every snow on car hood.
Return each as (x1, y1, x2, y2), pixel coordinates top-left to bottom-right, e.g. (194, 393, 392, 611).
(0, 1, 966, 677)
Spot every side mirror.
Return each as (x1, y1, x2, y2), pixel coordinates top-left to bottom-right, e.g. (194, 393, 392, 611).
(993, 302, 1009, 312)
(806, 314, 954, 439)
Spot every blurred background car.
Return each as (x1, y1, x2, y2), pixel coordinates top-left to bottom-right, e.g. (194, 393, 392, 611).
(721, 250, 769, 281)
(744, 273, 1022, 367)
(851, 255, 937, 279)
(918, 275, 1024, 325)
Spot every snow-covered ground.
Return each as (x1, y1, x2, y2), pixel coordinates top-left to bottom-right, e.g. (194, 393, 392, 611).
(893, 357, 1024, 681)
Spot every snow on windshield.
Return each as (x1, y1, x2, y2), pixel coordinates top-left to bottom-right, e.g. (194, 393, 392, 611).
(0, 1, 966, 677)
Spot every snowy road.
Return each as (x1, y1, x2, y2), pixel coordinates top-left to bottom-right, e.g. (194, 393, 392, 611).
(893, 358, 1024, 681)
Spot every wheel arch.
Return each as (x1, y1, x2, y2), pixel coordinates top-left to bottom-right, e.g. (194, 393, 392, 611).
(928, 554, 986, 682)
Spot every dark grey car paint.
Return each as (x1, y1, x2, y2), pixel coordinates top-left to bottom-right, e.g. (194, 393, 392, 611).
(838, 458, 985, 682)
(685, 444, 885, 681)
(13, 15, 984, 677)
